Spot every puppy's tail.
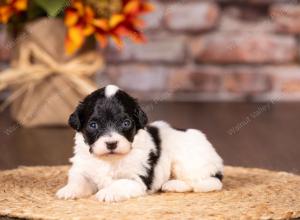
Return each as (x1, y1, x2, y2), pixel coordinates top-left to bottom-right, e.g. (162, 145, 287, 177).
(150, 120, 170, 128)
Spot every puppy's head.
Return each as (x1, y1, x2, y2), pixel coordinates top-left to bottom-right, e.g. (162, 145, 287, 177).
(69, 85, 148, 157)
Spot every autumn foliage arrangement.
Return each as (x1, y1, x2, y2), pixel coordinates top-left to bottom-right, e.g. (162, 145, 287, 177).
(0, 0, 154, 128)
(0, 0, 154, 54)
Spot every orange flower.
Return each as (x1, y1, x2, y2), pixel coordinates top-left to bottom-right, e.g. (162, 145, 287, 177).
(64, 0, 99, 54)
(65, 0, 154, 54)
(0, 0, 27, 23)
(107, 0, 154, 48)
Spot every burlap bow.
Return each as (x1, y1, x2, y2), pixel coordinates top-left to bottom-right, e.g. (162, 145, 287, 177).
(0, 41, 103, 110)
(0, 17, 104, 127)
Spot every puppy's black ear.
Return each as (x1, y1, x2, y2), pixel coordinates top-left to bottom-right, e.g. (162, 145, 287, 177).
(68, 104, 83, 131)
(134, 105, 148, 129)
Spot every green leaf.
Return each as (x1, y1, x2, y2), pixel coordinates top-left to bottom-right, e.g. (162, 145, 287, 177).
(33, 0, 69, 17)
(27, 1, 47, 20)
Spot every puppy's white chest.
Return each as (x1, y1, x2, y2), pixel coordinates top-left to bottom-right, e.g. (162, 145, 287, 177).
(75, 155, 141, 189)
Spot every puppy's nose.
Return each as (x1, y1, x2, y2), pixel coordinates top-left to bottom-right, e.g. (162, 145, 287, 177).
(106, 141, 118, 150)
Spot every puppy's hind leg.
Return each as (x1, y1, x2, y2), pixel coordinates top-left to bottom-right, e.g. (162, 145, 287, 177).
(191, 177, 223, 193)
(161, 180, 193, 193)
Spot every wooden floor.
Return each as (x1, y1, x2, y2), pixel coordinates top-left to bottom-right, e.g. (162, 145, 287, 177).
(1, 102, 300, 174)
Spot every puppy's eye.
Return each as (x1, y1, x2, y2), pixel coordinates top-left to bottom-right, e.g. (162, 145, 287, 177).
(122, 119, 132, 129)
(88, 121, 98, 129)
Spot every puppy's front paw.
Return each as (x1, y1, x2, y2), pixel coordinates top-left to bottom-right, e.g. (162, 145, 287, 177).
(56, 185, 91, 200)
(95, 179, 146, 202)
(96, 186, 137, 202)
(95, 187, 128, 202)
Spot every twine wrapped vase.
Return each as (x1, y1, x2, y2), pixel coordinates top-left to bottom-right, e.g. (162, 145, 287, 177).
(0, 18, 104, 127)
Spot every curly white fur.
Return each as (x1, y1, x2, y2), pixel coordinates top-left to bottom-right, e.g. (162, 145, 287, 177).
(57, 121, 223, 202)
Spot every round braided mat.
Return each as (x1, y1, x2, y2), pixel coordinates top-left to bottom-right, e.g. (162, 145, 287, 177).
(0, 166, 299, 220)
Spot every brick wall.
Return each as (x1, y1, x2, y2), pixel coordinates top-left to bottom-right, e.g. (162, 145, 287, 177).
(2, 0, 300, 101)
(103, 0, 300, 101)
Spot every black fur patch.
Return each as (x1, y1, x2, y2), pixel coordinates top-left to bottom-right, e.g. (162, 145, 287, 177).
(175, 127, 187, 132)
(68, 87, 148, 147)
(139, 126, 161, 190)
(212, 172, 223, 181)
(114, 90, 148, 130)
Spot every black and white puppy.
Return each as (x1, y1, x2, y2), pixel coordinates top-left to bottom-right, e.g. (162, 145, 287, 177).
(56, 85, 224, 202)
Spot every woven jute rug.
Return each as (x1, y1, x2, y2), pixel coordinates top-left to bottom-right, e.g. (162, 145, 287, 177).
(0, 166, 299, 220)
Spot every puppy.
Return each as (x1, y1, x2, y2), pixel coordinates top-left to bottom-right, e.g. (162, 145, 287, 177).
(56, 85, 223, 202)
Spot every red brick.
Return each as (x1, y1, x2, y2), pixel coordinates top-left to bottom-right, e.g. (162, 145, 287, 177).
(263, 66, 300, 93)
(168, 66, 222, 92)
(270, 4, 300, 33)
(143, 1, 164, 30)
(238, 66, 300, 100)
(224, 71, 272, 94)
(106, 35, 186, 63)
(0, 28, 12, 61)
(189, 33, 297, 64)
(164, 2, 220, 32)
(218, 0, 285, 4)
(168, 65, 273, 94)
(222, 65, 300, 95)
(106, 64, 170, 92)
(281, 80, 300, 93)
(219, 7, 276, 32)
